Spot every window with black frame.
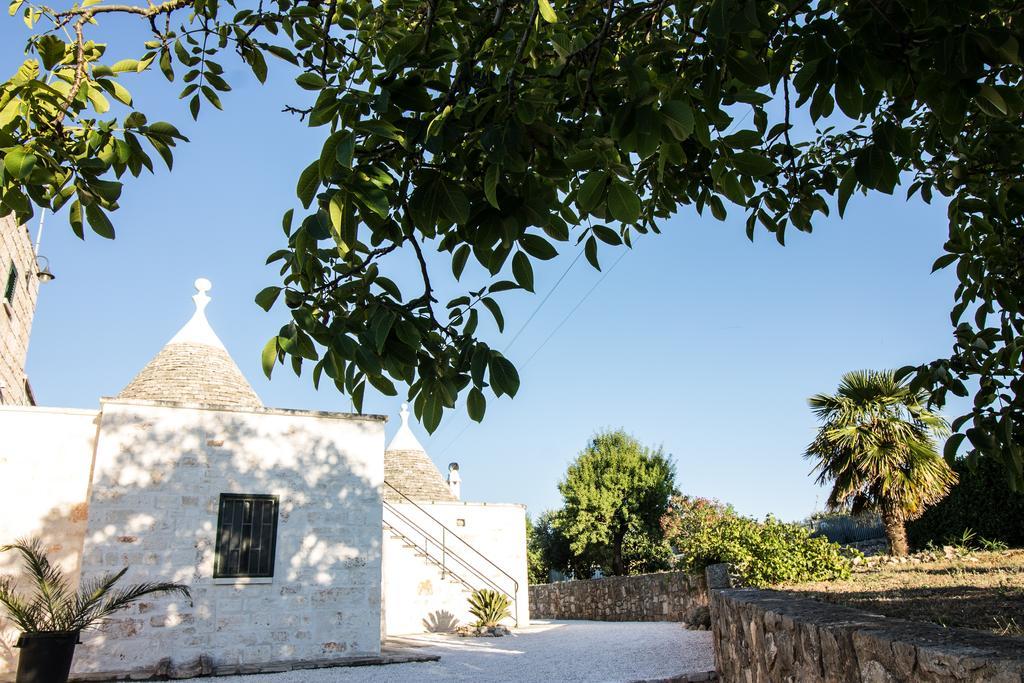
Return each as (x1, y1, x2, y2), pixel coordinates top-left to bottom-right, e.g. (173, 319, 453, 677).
(214, 493, 279, 579)
(4, 263, 17, 303)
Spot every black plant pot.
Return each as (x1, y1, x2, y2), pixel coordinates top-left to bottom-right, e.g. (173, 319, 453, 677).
(15, 631, 80, 683)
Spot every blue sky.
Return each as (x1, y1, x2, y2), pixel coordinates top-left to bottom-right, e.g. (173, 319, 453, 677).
(4, 16, 966, 522)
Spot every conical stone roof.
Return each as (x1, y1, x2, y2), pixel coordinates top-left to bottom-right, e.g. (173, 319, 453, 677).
(384, 404, 456, 503)
(117, 278, 262, 409)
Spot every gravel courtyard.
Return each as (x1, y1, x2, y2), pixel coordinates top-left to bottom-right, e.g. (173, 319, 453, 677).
(215, 621, 715, 683)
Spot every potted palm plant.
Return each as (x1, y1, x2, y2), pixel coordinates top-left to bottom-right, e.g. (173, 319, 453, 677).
(0, 538, 191, 683)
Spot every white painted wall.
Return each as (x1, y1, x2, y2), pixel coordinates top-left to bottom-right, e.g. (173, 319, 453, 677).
(73, 399, 385, 676)
(382, 501, 529, 635)
(0, 405, 99, 675)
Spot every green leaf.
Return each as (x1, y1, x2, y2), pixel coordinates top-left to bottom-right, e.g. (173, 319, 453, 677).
(296, 72, 327, 90)
(481, 297, 505, 332)
(837, 167, 857, 218)
(68, 200, 84, 240)
(661, 100, 694, 140)
(351, 379, 366, 413)
(538, 0, 558, 23)
(296, 161, 320, 208)
(488, 354, 520, 398)
(607, 181, 641, 224)
(577, 171, 608, 213)
(512, 251, 535, 292)
(452, 244, 471, 279)
(255, 286, 281, 312)
(521, 234, 557, 260)
(368, 373, 398, 396)
(246, 47, 268, 83)
(3, 149, 36, 179)
(467, 387, 486, 422)
(978, 84, 1008, 116)
(732, 151, 776, 177)
(943, 433, 966, 463)
(84, 204, 115, 239)
(437, 179, 470, 225)
(584, 235, 600, 270)
(932, 253, 958, 273)
(261, 337, 279, 378)
(335, 132, 355, 170)
(328, 192, 345, 231)
(592, 224, 622, 245)
(484, 165, 500, 209)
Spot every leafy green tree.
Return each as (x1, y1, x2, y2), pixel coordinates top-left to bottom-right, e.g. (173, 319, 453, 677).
(3, 0, 1024, 485)
(557, 429, 675, 575)
(525, 513, 547, 584)
(529, 509, 591, 580)
(805, 370, 958, 556)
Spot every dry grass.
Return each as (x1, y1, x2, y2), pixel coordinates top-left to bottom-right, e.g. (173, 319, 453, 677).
(778, 549, 1024, 637)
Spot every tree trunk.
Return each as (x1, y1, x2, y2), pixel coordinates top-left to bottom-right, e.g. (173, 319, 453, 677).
(882, 511, 909, 556)
(611, 528, 625, 575)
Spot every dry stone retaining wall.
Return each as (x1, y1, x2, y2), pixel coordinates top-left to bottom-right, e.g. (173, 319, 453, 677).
(529, 571, 709, 627)
(710, 588, 1024, 682)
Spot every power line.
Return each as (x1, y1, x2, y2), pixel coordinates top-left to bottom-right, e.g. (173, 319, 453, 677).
(503, 247, 585, 352)
(435, 247, 631, 459)
(521, 249, 629, 369)
(430, 245, 585, 443)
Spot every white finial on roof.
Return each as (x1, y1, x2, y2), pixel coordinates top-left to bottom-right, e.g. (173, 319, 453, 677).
(386, 402, 427, 452)
(167, 277, 227, 350)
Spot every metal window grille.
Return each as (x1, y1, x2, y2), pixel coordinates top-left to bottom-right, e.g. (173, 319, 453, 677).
(214, 494, 279, 578)
(4, 263, 17, 303)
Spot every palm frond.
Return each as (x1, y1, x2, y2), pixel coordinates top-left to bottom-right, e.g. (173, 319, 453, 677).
(0, 537, 191, 633)
(70, 567, 128, 632)
(0, 538, 72, 631)
(0, 576, 41, 632)
(83, 582, 191, 631)
(805, 370, 956, 519)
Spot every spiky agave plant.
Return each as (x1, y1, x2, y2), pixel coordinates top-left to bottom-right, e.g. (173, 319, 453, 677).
(0, 538, 191, 633)
(467, 588, 512, 628)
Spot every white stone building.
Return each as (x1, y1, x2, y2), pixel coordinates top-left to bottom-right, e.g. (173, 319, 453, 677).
(0, 215, 42, 406)
(0, 279, 527, 679)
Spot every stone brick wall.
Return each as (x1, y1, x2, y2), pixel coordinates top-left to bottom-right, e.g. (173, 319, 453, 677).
(0, 216, 39, 406)
(71, 400, 386, 679)
(529, 571, 709, 627)
(710, 588, 1024, 682)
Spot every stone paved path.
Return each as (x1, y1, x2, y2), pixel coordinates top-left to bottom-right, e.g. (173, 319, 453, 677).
(215, 620, 715, 683)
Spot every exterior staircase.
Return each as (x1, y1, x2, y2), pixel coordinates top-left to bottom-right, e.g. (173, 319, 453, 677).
(382, 481, 519, 625)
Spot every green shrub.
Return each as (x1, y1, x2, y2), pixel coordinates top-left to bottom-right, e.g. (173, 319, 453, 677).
(907, 457, 1024, 550)
(663, 496, 854, 587)
(467, 589, 512, 628)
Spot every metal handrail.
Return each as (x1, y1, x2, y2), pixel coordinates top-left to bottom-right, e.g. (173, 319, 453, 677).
(383, 500, 508, 598)
(383, 481, 520, 598)
(382, 520, 480, 594)
(382, 481, 520, 624)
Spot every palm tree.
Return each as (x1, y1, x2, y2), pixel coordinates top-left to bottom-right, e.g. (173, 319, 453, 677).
(805, 370, 958, 556)
(0, 537, 191, 633)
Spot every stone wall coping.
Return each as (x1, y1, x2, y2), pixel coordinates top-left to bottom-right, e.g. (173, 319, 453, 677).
(715, 588, 1024, 666)
(530, 569, 704, 588)
(98, 397, 388, 422)
(0, 405, 99, 417)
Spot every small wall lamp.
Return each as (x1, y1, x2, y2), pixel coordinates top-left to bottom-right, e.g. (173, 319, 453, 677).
(36, 255, 55, 283)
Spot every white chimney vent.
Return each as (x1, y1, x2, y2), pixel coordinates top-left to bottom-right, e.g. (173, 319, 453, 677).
(447, 462, 461, 500)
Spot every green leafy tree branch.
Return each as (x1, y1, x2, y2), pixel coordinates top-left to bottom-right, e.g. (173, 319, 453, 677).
(1, 0, 1023, 486)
